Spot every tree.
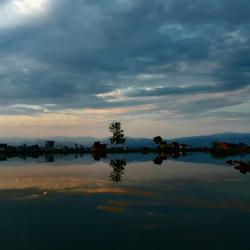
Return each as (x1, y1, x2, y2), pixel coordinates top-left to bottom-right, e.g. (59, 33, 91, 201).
(212, 141, 219, 149)
(172, 141, 180, 150)
(153, 136, 163, 144)
(109, 121, 126, 145)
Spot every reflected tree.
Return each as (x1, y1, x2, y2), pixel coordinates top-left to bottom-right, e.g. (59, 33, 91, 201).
(153, 156, 163, 165)
(45, 154, 54, 162)
(226, 160, 250, 174)
(109, 159, 126, 182)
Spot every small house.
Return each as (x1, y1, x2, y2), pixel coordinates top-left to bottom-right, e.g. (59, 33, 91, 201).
(0, 144, 7, 153)
(91, 141, 107, 152)
(218, 142, 237, 150)
(180, 144, 188, 150)
(45, 141, 55, 151)
(30, 145, 40, 151)
(159, 141, 173, 151)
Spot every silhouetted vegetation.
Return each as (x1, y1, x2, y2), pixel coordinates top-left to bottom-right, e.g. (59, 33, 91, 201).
(226, 160, 250, 174)
(153, 136, 163, 144)
(109, 121, 126, 145)
(109, 159, 126, 182)
(152, 136, 188, 154)
(210, 141, 250, 157)
(153, 156, 163, 165)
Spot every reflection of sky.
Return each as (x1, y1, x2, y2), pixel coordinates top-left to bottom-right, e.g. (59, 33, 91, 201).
(173, 152, 250, 166)
(0, 157, 250, 249)
(0, 158, 247, 198)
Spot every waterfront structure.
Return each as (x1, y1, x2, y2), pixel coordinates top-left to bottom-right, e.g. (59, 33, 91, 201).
(45, 141, 55, 151)
(0, 144, 7, 153)
(91, 141, 107, 152)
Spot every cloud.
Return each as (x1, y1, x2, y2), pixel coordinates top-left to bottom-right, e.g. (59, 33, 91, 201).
(0, 0, 51, 30)
(0, 0, 249, 136)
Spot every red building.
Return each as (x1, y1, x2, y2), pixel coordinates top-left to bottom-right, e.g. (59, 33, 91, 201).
(218, 142, 237, 150)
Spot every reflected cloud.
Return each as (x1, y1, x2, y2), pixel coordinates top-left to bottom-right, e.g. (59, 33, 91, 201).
(0, 154, 248, 202)
(0, 174, 156, 201)
(166, 196, 250, 213)
(97, 201, 128, 214)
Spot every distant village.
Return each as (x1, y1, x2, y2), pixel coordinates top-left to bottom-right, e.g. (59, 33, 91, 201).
(0, 137, 249, 162)
(0, 140, 105, 158)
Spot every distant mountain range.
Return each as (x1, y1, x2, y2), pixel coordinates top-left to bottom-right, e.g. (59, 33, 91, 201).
(169, 133, 250, 147)
(1, 133, 250, 148)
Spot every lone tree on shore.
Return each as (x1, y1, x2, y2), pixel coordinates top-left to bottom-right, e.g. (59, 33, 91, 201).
(109, 121, 126, 145)
(212, 141, 219, 149)
(153, 136, 163, 144)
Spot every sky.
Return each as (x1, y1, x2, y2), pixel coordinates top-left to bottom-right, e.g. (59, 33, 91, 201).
(0, 0, 250, 139)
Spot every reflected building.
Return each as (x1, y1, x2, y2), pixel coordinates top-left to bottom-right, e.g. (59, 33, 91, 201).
(45, 154, 55, 163)
(92, 152, 107, 161)
(172, 152, 181, 159)
(0, 154, 7, 161)
(153, 151, 182, 165)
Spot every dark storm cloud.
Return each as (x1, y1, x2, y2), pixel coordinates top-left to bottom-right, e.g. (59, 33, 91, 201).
(0, 0, 250, 117)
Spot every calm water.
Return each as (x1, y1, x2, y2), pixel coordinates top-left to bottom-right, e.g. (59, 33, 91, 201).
(0, 153, 250, 250)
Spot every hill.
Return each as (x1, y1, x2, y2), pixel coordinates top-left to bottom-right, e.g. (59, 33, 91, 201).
(169, 133, 250, 147)
(1, 133, 250, 148)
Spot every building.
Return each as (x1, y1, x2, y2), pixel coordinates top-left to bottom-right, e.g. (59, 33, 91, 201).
(180, 144, 188, 150)
(29, 145, 40, 151)
(0, 144, 7, 153)
(17, 144, 27, 152)
(91, 141, 107, 152)
(7, 146, 17, 153)
(218, 142, 237, 150)
(159, 141, 173, 151)
(239, 143, 248, 151)
(0, 154, 7, 161)
(45, 141, 55, 151)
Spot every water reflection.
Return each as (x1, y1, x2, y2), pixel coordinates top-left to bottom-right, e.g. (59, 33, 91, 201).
(0, 153, 250, 250)
(226, 160, 250, 174)
(109, 159, 126, 182)
(92, 152, 107, 161)
(0, 154, 7, 161)
(45, 154, 55, 163)
(153, 152, 181, 165)
(0, 154, 249, 201)
(1, 149, 249, 168)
